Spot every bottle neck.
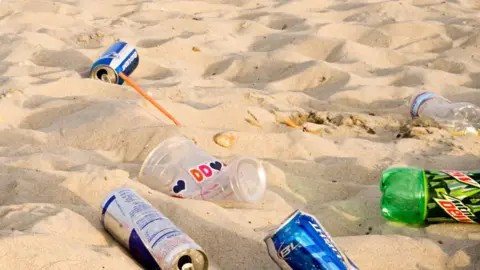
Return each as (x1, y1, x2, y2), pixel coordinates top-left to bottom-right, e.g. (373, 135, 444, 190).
(410, 92, 450, 118)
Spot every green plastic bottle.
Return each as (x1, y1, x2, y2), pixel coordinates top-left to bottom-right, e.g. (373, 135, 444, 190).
(380, 167, 480, 225)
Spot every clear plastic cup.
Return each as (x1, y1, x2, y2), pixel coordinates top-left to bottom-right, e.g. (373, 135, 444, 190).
(138, 135, 267, 202)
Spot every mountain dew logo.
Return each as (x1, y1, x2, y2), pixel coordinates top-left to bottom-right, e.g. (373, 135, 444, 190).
(433, 193, 477, 223)
(443, 170, 480, 188)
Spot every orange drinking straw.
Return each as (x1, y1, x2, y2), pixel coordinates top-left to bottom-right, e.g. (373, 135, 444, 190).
(118, 72, 181, 126)
(284, 119, 299, 129)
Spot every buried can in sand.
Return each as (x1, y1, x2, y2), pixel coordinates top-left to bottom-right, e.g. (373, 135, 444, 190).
(101, 187, 208, 270)
(138, 135, 267, 202)
(380, 167, 480, 225)
(264, 210, 358, 270)
(90, 41, 181, 126)
(90, 41, 139, 85)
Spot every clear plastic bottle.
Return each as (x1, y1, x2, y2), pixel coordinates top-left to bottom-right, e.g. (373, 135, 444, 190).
(409, 92, 480, 135)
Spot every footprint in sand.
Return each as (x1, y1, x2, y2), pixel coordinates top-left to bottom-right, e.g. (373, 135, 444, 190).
(378, 21, 454, 53)
(249, 33, 302, 52)
(249, 34, 345, 62)
(17, 0, 84, 15)
(426, 58, 466, 74)
(203, 55, 350, 93)
(459, 32, 480, 48)
(328, 2, 371, 11)
(317, 23, 392, 48)
(136, 38, 171, 48)
(19, 99, 94, 130)
(236, 12, 309, 31)
(463, 73, 480, 89)
(135, 61, 174, 81)
(392, 71, 425, 87)
(30, 49, 92, 73)
(394, 34, 453, 54)
(0, 63, 8, 76)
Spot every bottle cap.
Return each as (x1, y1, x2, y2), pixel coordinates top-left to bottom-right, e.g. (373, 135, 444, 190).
(410, 92, 450, 118)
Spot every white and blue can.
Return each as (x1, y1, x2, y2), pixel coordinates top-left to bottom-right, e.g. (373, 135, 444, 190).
(264, 210, 359, 270)
(101, 187, 208, 270)
(90, 41, 139, 85)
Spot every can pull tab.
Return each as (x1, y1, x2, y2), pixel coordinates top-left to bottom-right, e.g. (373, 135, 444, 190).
(181, 263, 194, 270)
(101, 73, 114, 83)
(178, 255, 194, 270)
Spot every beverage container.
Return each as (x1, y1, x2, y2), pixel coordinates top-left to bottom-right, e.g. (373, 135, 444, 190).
(380, 167, 480, 224)
(138, 135, 267, 202)
(101, 187, 208, 270)
(90, 41, 139, 85)
(90, 41, 181, 126)
(409, 91, 480, 135)
(264, 210, 358, 270)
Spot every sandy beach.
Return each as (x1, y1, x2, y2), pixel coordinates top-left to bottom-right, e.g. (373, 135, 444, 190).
(1, 0, 480, 269)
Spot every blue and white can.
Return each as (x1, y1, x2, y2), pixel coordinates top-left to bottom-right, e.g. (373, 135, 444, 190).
(90, 41, 139, 85)
(101, 187, 208, 270)
(264, 210, 358, 270)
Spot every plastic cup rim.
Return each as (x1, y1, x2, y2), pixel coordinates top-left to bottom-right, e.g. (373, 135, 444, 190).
(138, 135, 192, 180)
(229, 156, 266, 202)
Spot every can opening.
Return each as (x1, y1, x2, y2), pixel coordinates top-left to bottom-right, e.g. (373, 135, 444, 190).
(96, 69, 112, 83)
(178, 255, 193, 270)
(97, 69, 108, 81)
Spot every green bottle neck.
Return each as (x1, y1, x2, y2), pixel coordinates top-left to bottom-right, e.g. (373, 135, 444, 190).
(419, 170, 427, 222)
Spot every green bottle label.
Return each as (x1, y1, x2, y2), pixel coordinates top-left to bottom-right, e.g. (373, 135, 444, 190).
(425, 170, 480, 223)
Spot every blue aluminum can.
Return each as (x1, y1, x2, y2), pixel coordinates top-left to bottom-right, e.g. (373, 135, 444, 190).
(264, 210, 359, 270)
(90, 41, 139, 85)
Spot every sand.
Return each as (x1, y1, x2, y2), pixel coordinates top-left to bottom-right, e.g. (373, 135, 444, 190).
(1, 0, 480, 269)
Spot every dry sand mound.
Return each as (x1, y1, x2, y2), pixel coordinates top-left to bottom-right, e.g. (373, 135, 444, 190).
(1, 0, 480, 269)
